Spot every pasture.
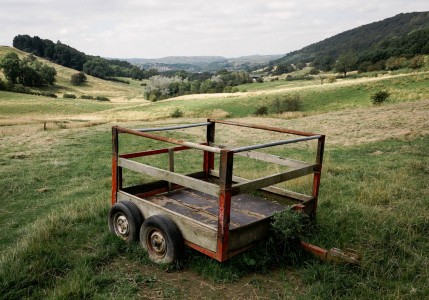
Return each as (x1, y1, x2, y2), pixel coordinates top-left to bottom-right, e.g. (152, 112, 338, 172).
(0, 63, 428, 299)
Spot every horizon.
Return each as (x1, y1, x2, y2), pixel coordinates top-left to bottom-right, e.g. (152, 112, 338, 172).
(1, 1, 429, 59)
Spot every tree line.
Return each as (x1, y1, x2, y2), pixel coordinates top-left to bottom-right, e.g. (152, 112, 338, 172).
(144, 70, 252, 101)
(12, 35, 156, 80)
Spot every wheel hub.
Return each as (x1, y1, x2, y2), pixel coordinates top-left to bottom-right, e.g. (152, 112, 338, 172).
(148, 230, 166, 258)
(115, 214, 129, 237)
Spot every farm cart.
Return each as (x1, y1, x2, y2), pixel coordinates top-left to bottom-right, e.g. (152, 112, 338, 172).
(109, 119, 341, 264)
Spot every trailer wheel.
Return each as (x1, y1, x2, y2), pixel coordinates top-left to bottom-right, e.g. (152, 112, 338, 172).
(140, 215, 183, 264)
(108, 201, 143, 243)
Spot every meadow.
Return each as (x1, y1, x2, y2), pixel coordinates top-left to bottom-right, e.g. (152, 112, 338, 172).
(0, 52, 428, 299)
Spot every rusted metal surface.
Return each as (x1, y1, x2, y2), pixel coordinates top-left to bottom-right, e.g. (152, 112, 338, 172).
(116, 126, 221, 153)
(231, 135, 321, 153)
(209, 118, 319, 137)
(120, 145, 193, 159)
(300, 241, 361, 264)
(217, 150, 234, 262)
(135, 122, 211, 132)
(111, 126, 119, 205)
(311, 135, 325, 218)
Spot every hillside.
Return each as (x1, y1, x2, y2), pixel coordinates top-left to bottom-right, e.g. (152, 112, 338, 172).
(274, 11, 429, 69)
(127, 54, 283, 72)
(0, 46, 146, 101)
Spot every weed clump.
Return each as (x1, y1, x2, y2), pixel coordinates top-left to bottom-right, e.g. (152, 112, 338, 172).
(95, 96, 110, 101)
(271, 209, 309, 242)
(272, 95, 302, 113)
(63, 93, 76, 99)
(80, 95, 94, 100)
(371, 90, 390, 105)
(254, 105, 268, 116)
(170, 108, 183, 118)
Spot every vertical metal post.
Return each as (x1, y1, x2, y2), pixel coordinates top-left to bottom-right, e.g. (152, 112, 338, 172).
(217, 149, 233, 262)
(111, 126, 119, 205)
(311, 135, 325, 218)
(204, 120, 216, 177)
(168, 148, 174, 192)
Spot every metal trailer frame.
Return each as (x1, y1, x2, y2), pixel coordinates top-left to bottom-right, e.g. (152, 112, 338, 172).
(111, 119, 325, 262)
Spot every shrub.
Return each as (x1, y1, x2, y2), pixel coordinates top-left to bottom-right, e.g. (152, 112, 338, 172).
(272, 95, 302, 113)
(371, 90, 390, 105)
(0, 78, 5, 90)
(11, 84, 32, 94)
(170, 108, 183, 118)
(309, 68, 320, 75)
(70, 72, 87, 86)
(409, 55, 425, 69)
(254, 105, 268, 116)
(95, 96, 110, 101)
(106, 77, 130, 84)
(80, 95, 94, 100)
(63, 93, 76, 99)
(40, 92, 57, 98)
(326, 76, 336, 83)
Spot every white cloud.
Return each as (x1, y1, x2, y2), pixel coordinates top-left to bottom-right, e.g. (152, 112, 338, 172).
(0, 0, 428, 58)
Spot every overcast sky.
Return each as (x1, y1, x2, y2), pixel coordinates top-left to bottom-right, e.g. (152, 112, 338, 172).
(1, 1, 428, 58)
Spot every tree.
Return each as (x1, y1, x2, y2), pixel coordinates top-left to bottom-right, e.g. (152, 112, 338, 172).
(70, 72, 87, 86)
(0, 52, 21, 83)
(274, 62, 294, 75)
(409, 55, 425, 69)
(335, 52, 357, 77)
(83, 58, 111, 78)
(39, 64, 57, 85)
(0, 52, 56, 87)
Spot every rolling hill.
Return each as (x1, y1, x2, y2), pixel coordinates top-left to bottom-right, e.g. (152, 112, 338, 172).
(273, 11, 429, 69)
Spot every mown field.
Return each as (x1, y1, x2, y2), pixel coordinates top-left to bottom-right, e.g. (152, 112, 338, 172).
(0, 54, 428, 299)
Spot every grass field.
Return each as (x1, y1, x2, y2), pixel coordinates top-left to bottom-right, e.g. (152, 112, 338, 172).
(1, 49, 428, 299)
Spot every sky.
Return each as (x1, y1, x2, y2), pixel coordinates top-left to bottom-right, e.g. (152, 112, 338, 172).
(1, 0, 428, 59)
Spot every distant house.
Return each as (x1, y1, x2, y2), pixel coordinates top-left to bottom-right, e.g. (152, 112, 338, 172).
(250, 75, 263, 82)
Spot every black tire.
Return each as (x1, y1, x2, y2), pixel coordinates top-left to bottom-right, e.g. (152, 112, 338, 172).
(140, 215, 183, 264)
(108, 201, 143, 243)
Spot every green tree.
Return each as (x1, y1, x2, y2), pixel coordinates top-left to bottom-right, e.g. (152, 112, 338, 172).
(70, 72, 87, 86)
(335, 52, 357, 77)
(83, 58, 111, 79)
(0, 52, 21, 83)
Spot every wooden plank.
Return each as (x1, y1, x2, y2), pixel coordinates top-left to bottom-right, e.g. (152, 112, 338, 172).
(229, 219, 271, 251)
(117, 191, 217, 252)
(119, 158, 220, 196)
(230, 165, 316, 195)
(210, 170, 312, 202)
(210, 170, 313, 201)
(234, 150, 310, 169)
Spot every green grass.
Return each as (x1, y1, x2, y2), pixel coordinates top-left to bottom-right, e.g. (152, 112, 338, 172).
(0, 91, 114, 117)
(1, 121, 428, 298)
(1, 49, 428, 298)
(113, 72, 429, 120)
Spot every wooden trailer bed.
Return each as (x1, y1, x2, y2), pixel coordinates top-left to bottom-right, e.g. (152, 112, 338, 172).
(110, 119, 325, 263)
